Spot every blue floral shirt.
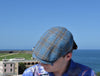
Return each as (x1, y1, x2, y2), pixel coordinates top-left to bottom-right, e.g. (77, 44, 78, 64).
(22, 60, 96, 76)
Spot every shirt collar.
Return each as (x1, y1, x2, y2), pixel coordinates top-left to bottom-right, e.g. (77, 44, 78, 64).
(48, 59, 76, 76)
(68, 59, 76, 70)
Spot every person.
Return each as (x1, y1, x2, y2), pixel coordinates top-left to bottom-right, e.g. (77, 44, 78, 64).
(23, 26, 96, 76)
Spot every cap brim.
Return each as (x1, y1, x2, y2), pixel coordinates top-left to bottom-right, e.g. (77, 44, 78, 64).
(32, 52, 53, 65)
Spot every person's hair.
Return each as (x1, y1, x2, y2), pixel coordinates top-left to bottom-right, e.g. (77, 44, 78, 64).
(63, 49, 73, 57)
(62, 41, 78, 58)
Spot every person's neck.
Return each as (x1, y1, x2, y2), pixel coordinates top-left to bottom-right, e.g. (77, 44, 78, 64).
(53, 60, 70, 76)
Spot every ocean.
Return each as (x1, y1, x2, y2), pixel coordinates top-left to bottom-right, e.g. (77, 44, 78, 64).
(72, 49, 100, 72)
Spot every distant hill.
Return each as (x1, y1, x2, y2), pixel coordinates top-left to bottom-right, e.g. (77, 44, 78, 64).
(0, 50, 33, 54)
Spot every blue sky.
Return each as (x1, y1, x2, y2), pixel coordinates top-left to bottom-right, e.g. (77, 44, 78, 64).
(0, 0, 100, 49)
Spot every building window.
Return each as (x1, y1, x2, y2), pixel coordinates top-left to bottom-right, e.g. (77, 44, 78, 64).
(4, 64, 6, 67)
(36, 62, 38, 64)
(32, 62, 34, 65)
(10, 64, 12, 67)
(28, 63, 30, 65)
(4, 69, 6, 72)
(10, 69, 12, 72)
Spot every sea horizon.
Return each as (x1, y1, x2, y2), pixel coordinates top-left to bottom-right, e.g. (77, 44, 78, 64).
(0, 49, 100, 51)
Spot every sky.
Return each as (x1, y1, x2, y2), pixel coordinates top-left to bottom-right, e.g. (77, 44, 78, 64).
(0, 0, 100, 50)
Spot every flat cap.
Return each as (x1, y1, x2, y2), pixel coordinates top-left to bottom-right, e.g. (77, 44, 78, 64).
(32, 26, 77, 64)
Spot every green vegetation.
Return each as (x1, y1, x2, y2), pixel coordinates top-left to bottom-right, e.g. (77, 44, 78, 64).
(96, 72, 100, 76)
(0, 53, 32, 61)
(18, 62, 26, 74)
(0, 53, 8, 56)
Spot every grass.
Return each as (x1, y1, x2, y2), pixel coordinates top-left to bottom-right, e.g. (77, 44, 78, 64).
(0, 53, 9, 56)
(0, 53, 32, 61)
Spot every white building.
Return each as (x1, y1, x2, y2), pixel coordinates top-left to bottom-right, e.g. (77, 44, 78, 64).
(1, 58, 39, 76)
(0, 61, 3, 76)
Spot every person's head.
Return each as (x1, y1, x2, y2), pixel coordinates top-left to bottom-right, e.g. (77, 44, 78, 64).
(32, 26, 77, 72)
(40, 52, 72, 72)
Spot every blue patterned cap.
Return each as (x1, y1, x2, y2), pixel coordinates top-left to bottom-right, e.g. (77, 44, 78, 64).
(32, 26, 77, 64)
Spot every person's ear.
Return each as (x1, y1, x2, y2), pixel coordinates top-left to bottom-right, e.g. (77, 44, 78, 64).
(65, 53, 72, 61)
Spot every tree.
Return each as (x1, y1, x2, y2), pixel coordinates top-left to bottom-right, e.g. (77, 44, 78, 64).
(18, 63, 26, 74)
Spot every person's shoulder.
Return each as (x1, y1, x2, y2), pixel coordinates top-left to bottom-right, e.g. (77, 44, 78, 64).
(75, 62, 96, 76)
(25, 64, 38, 72)
(76, 62, 90, 70)
(81, 67, 96, 76)
(22, 64, 39, 76)
(71, 60, 91, 70)
(22, 64, 48, 76)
